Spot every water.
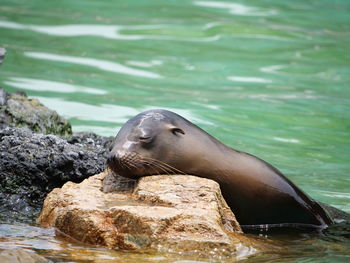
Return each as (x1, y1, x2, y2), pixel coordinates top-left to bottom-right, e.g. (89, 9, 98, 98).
(0, 0, 349, 262)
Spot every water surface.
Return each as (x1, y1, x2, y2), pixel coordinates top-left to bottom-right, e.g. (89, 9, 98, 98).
(0, 0, 349, 262)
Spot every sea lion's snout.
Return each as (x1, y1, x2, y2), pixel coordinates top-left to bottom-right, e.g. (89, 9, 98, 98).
(106, 151, 120, 168)
(107, 149, 147, 179)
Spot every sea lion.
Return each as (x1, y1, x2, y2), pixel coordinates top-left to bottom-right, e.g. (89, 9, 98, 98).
(107, 109, 333, 231)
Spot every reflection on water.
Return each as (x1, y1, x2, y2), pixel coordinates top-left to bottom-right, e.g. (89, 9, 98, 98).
(260, 65, 287, 74)
(0, 222, 349, 263)
(227, 76, 272, 83)
(24, 52, 162, 79)
(0, 20, 146, 40)
(0, 19, 293, 42)
(0, 223, 255, 262)
(0, 20, 221, 42)
(126, 60, 163, 68)
(5, 77, 107, 95)
(194, 1, 277, 16)
(0, 224, 59, 251)
(0, 20, 153, 40)
(36, 96, 139, 123)
(273, 137, 300, 143)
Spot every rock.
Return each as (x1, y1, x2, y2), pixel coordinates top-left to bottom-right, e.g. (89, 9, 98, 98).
(0, 89, 114, 223)
(0, 127, 110, 223)
(0, 249, 49, 263)
(101, 171, 137, 193)
(68, 131, 113, 150)
(37, 171, 272, 258)
(0, 48, 5, 65)
(0, 89, 7, 106)
(0, 89, 71, 136)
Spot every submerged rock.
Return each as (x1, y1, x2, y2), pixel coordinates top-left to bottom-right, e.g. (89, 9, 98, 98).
(37, 171, 272, 258)
(0, 89, 71, 136)
(0, 249, 48, 263)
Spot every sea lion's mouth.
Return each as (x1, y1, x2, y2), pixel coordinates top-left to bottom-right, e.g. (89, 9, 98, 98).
(106, 151, 184, 179)
(107, 151, 146, 179)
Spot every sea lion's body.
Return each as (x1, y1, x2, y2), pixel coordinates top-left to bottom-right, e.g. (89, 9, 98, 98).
(107, 109, 333, 230)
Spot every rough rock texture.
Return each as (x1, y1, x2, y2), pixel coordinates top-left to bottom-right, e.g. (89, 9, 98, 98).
(37, 171, 270, 257)
(0, 89, 114, 223)
(0, 89, 71, 136)
(68, 131, 113, 149)
(0, 127, 111, 222)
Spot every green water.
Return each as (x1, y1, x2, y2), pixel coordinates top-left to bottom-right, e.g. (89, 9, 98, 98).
(0, 0, 349, 262)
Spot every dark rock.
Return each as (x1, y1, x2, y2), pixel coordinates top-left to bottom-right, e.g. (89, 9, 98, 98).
(0, 47, 5, 65)
(0, 89, 114, 223)
(0, 89, 72, 136)
(0, 126, 111, 223)
(0, 88, 8, 106)
(68, 131, 113, 150)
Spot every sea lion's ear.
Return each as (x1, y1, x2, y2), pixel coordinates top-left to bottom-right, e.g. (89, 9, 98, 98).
(167, 124, 185, 135)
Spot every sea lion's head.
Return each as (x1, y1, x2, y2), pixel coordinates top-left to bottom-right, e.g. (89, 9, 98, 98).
(107, 109, 207, 179)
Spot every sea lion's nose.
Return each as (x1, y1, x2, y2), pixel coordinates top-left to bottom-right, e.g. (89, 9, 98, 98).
(107, 150, 127, 165)
(106, 152, 117, 165)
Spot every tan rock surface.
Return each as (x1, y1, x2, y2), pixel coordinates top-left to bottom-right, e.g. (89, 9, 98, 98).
(37, 170, 271, 257)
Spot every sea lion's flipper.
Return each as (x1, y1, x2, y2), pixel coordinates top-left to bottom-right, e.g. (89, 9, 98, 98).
(318, 202, 350, 223)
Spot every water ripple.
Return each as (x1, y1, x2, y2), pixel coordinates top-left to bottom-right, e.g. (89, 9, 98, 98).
(0, 20, 292, 42)
(126, 60, 163, 68)
(4, 77, 107, 95)
(194, 1, 277, 16)
(319, 191, 350, 199)
(260, 65, 287, 74)
(0, 20, 143, 40)
(35, 96, 139, 124)
(273, 137, 300, 143)
(0, 20, 221, 42)
(24, 52, 162, 79)
(228, 76, 272, 83)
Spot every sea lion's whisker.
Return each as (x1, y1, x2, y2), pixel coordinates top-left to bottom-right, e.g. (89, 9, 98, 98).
(144, 160, 172, 175)
(146, 160, 177, 175)
(127, 163, 137, 169)
(142, 157, 186, 175)
(144, 160, 170, 174)
(147, 163, 162, 176)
